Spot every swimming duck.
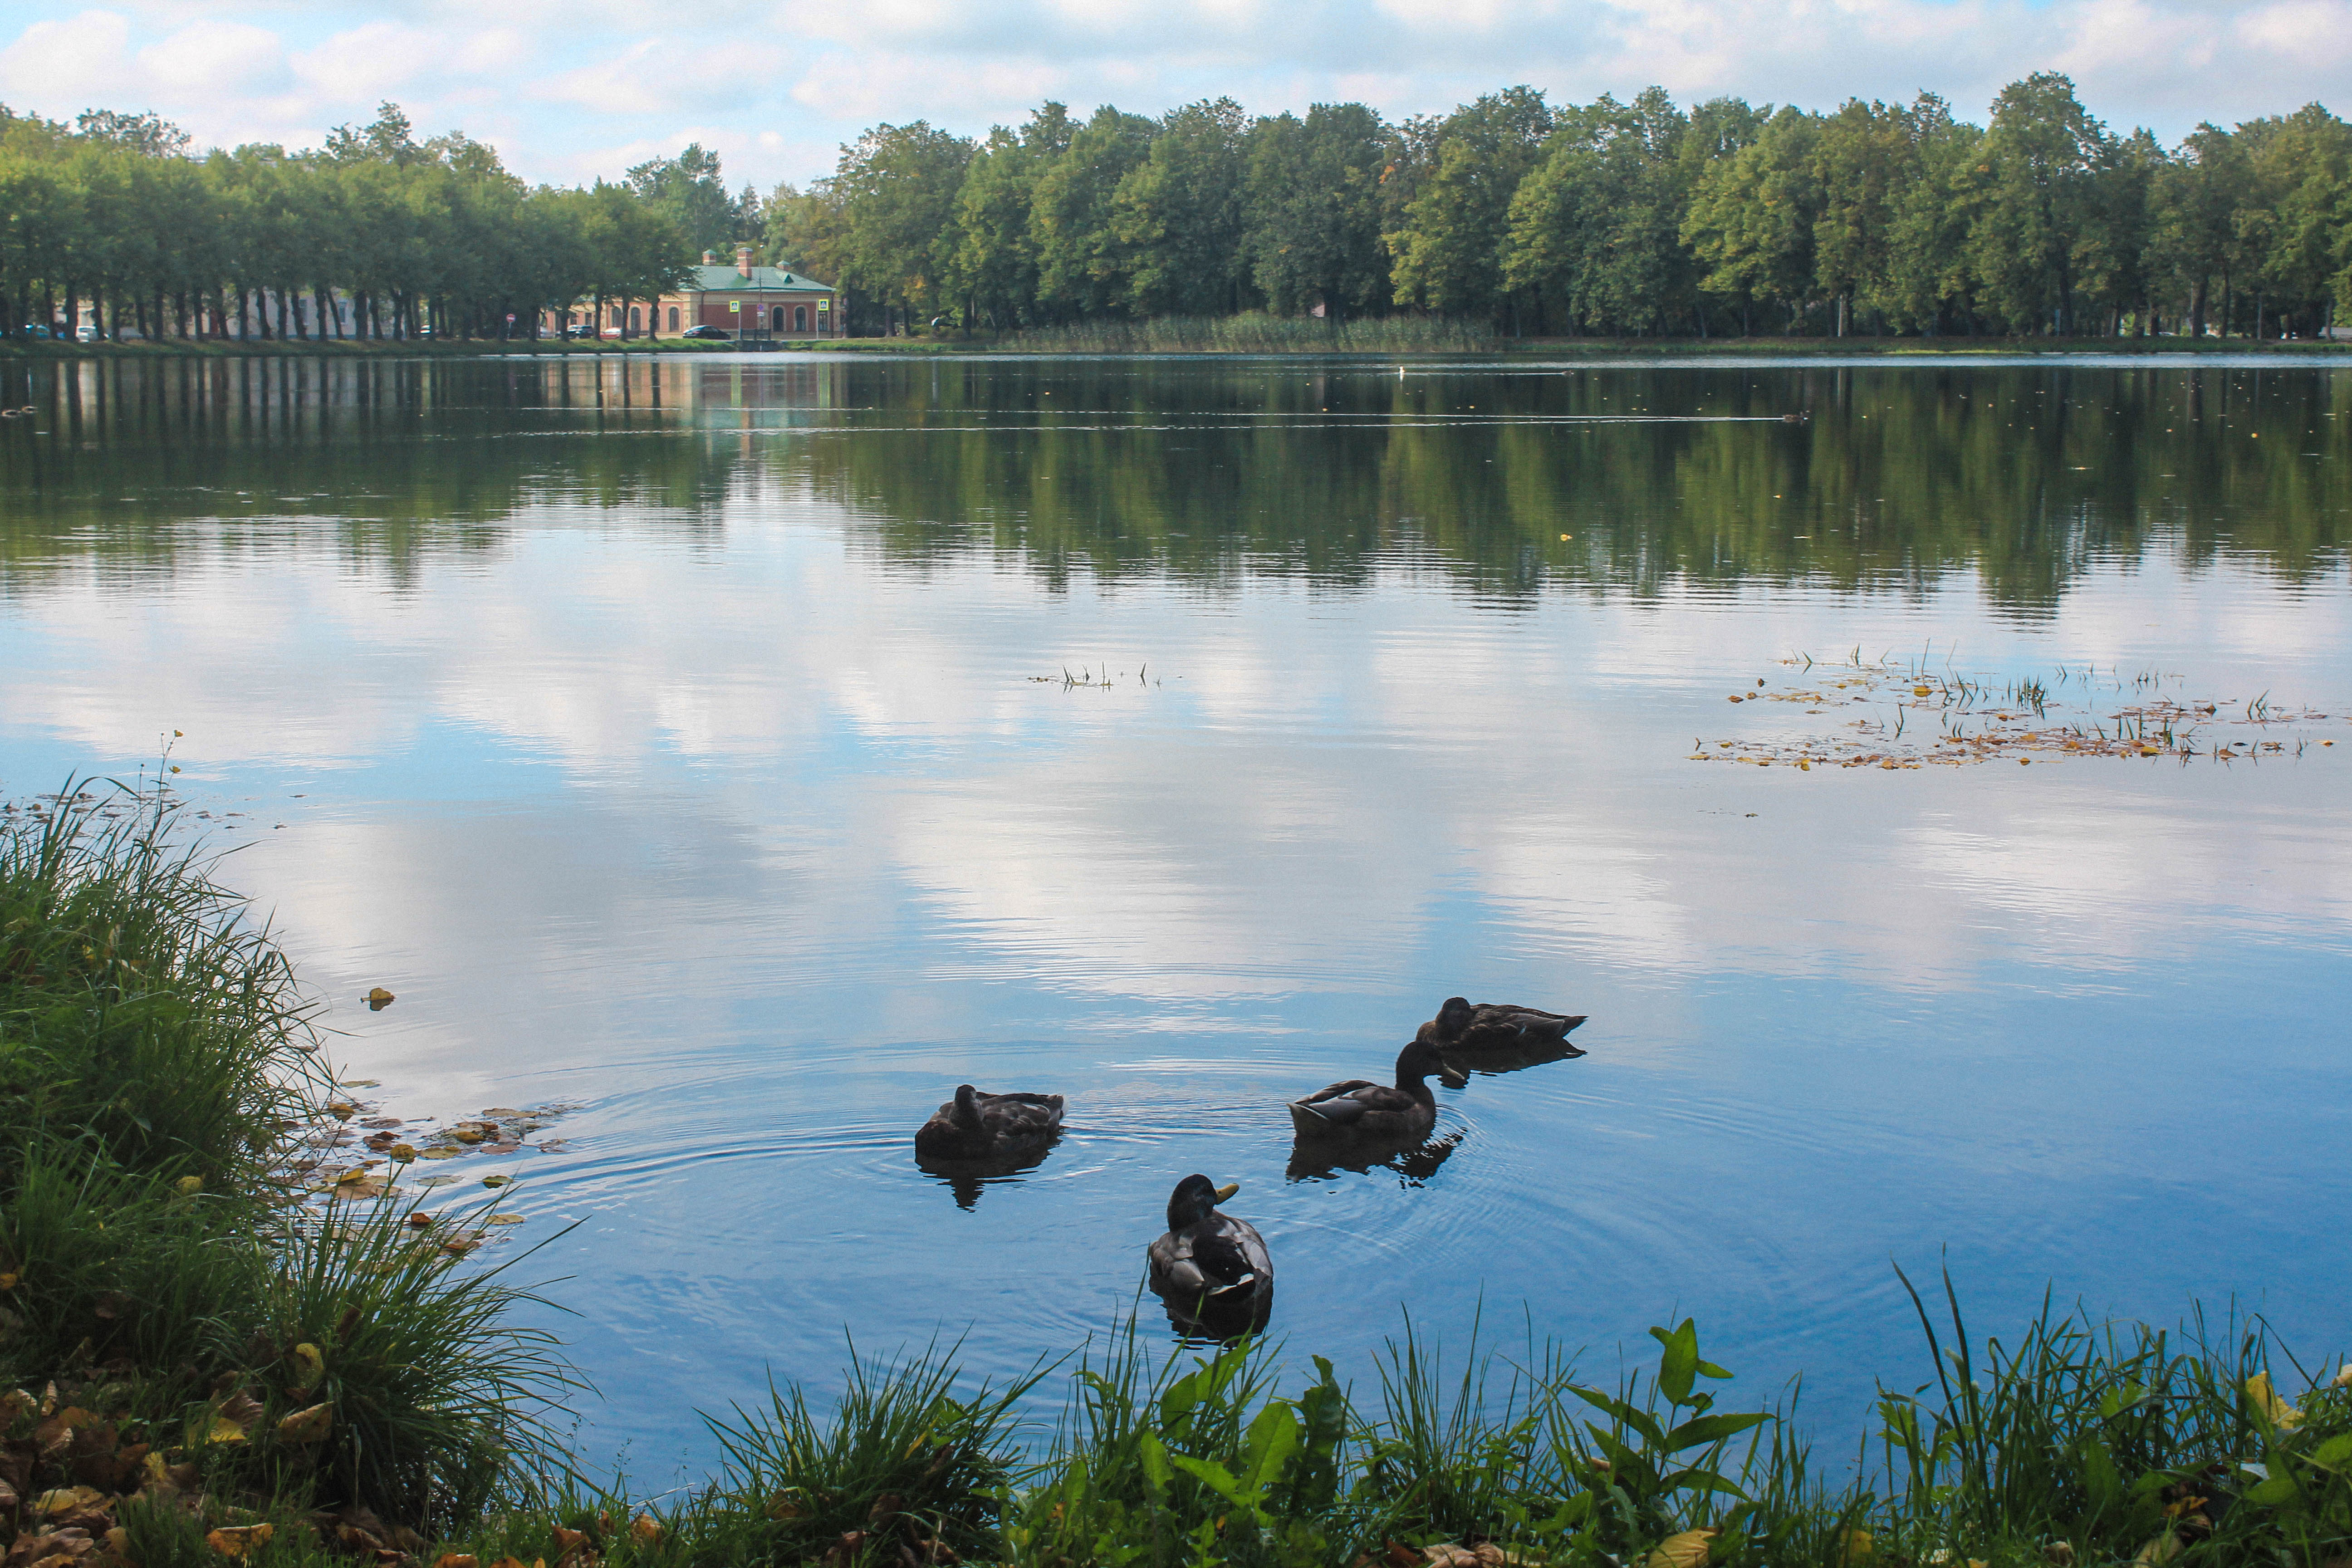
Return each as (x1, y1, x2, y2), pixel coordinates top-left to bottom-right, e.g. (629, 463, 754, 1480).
(1287, 1038, 1466, 1141)
(1147, 1174, 1272, 1322)
(1416, 997, 1587, 1058)
(913, 1084, 1064, 1161)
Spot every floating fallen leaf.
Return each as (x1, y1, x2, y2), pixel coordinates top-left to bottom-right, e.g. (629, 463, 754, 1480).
(289, 1343, 325, 1391)
(407, 1213, 435, 1230)
(328, 1102, 357, 1118)
(486, 1214, 526, 1226)
(278, 1402, 333, 1444)
(453, 1127, 486, 1145)
(481, 1174, 511, 1188)
(208, 1525, 275, 1559)
(366, 988, 395, 1010)
(1914, 686, 1932, 696)
(1646, 1529, 1717, 1568)
(421, 1148, 462, 1161)
(389, 1144, 418, 1162)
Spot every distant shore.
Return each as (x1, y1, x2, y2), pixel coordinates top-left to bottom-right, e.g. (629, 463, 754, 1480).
(4, 333, 2349, 362)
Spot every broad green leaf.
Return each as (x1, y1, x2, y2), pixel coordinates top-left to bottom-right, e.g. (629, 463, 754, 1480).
(1167, 1451, 1247, 1503)
(1666, 1411, 1773, 1451)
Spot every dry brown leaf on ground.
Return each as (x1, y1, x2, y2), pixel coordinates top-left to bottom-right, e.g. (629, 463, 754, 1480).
(630, 1515, 663, 1546)
(277, 1403, 333, 1444)
(205, 1524, 274, 1559)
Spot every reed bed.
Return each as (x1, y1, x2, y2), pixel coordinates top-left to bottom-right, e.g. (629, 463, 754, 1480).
(3, 775, 2346, 1568)
(1004, 315, 1495, 355)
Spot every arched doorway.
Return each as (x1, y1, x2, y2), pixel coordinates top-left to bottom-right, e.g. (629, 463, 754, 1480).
(629, 306, 641, 333)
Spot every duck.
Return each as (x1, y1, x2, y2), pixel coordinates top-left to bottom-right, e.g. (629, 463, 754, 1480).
(1147, 1174, 1272, 1323)
(913, 1084, 1064, 1161)
(1416, 996, 1587, 1058)
(1287, 1038, 1466, 1141)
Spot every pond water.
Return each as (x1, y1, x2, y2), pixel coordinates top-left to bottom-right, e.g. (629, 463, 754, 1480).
(2, 353, 2349, 1479)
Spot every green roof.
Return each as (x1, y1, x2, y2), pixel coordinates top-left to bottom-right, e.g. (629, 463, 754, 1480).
(684, 264, 832, 293)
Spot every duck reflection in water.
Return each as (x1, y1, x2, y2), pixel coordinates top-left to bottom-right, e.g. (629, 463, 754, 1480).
(913, 1084, 1064, 1210)
(1286, 1127, 1463, 1184)
(1148, 1174, 1273, 1339)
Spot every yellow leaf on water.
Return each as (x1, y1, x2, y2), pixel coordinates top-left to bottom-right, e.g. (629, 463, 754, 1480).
(453, 1128, 486, 1145)
(390, 1144, 418, 1162)
(421, 1148, 462, 1161)
(1645, 1529, 1716, 1568)
(481, 1175, 510, 1188)
(278, 1402, 333, 1444)
(1913, 686, 1932, 697)
(366, 987, 395, 1007)
(486, 1214, 526, 1226)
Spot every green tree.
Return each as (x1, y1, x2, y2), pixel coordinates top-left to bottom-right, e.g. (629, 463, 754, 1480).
(1030, 106, 1156, 318)
(1241, 103, 1392, 319)
(1967, 73, 2110, 333)
(1388, 86, 1552, 323)
(946, 103, 1072, 328)
(1109, 98, 1252, 315)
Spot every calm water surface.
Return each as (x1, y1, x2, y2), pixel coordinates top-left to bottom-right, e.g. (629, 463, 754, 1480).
(3, 353, 2349, 1477)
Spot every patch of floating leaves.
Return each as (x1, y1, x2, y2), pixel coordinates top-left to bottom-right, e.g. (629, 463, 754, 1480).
(1690, 658, 2343, 773)
(269, 1086, 579, 1257)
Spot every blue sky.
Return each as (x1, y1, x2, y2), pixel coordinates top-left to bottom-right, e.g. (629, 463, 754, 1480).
(1, 0, 2343, 191)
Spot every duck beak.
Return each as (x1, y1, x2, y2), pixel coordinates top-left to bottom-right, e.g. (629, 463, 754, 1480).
(1214, 1181, 1240, 1203)
(1439, 1063, 1470, 1089)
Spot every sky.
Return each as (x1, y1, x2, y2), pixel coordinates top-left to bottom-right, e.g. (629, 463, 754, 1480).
(0, 0, 2347, 192)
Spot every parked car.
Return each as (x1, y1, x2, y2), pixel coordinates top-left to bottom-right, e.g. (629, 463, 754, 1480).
(680, 325, 730, 340)
(75, 325, 100, 343)
(20, 324, 53, 338)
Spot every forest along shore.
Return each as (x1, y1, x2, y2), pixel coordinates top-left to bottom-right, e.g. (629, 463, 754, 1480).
(5, 333, 2351, 361)
(2, 777, 2348, 1568)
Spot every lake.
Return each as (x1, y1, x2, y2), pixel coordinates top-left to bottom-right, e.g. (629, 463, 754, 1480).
(2, 351, 2347, 1480)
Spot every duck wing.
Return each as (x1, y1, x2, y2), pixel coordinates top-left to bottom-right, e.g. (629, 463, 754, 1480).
(1291, 1078, 1380, 1125)
(975, 1091, 1064, 1139)
(1457, 1004, 1588, 1049)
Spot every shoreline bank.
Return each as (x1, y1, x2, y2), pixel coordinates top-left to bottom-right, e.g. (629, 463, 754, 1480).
(5, 334, 2350, 363)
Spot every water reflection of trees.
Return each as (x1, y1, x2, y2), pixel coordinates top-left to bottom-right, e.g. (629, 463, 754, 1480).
(3, 358, 2343, 609)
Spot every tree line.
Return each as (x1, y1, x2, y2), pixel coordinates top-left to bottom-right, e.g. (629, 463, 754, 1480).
(770, 74, 2350, 339)
(4, 77, 2346, 343)
(0, 103, 751, 342)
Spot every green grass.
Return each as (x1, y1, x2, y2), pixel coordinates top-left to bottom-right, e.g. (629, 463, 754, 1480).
(3, 773, 2347, 1568)
(1003, 314, 1497, 354)
(1, 774, 576, 1537)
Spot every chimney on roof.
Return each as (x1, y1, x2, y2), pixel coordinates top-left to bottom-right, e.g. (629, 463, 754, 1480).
(735, 245, 753, 278)
(701, 250, 716, 265)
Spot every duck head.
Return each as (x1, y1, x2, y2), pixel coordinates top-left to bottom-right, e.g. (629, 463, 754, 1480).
(1432, 996, 1474, 1043)
(951, 1084, 982, 1127)
(1166, 1173, 1240, 1230)
(1398, 1038, 1470, 1090)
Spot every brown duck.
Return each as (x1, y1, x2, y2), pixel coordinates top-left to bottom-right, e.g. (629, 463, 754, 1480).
(914, 1084, 1064, 1160)
(1416, 996, 1588, 1057)
(1287, 1038, 1466, 1141)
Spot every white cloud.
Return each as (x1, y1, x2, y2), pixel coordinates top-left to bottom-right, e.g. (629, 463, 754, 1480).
(9, 0, 2352, 190)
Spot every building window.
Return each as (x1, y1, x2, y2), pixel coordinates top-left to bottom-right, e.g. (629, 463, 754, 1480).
(668, 307, 679, 331)
(795, 306, 808, 333)
(772, 306, 785, 333)
(630, 307, 641, 332)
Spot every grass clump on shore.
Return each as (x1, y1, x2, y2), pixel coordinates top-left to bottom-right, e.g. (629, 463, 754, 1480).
(1, 776, 572, 1551)
(2, 774, 2347, 1568)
